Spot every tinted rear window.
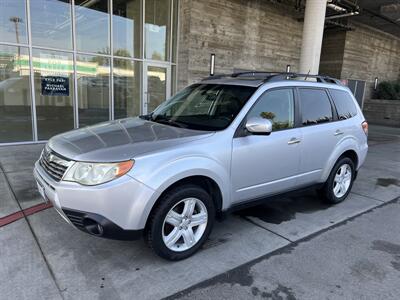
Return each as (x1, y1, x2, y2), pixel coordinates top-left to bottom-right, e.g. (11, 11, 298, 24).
(329, 89, 358, 120)
(299, 89, 333, 126)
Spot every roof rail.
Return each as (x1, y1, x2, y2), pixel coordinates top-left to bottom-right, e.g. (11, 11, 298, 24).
(202, 71, 342, 85)
(266, 72, 342, 85)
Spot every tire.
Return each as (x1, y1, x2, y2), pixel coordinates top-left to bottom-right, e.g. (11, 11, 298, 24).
(145, 184, 215, 260)
(319, 157, 355, 204)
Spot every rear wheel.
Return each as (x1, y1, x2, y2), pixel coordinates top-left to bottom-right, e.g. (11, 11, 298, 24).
(320, 157, 355, 204)
(145, 184, 215, 260)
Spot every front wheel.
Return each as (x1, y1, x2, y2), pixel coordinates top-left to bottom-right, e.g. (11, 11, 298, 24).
(145, 184, 215, 260)
(320, 157, 355, 204)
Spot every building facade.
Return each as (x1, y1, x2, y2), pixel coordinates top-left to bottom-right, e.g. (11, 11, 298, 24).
(176, 0, 400, 96)
(0, 0, 178, 143)
(1, 0, 399, 144)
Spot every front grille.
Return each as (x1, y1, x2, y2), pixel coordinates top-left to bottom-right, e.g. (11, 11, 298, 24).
(63, 209, 85, 229)
(39, 148, 70, 181)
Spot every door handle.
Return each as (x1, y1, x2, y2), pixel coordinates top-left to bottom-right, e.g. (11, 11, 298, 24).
(334, 130, 344, 136)
(288, 138, 301, 145)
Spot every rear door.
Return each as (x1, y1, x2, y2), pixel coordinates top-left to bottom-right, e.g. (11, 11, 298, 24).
(231, 88, 302, 203)
(297, 88, 339, 186)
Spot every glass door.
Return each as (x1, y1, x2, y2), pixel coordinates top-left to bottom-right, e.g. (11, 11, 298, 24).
(143, 63, 171, 114)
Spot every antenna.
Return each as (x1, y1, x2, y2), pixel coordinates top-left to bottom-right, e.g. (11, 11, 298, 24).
(304, 69, 311, 81)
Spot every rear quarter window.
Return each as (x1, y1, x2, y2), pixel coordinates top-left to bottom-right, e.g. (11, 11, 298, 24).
(329, 89, 358, 120)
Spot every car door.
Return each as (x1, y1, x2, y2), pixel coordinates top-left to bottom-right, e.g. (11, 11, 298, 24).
(296, 88, 339, 186)
(231, 88, 302, 204)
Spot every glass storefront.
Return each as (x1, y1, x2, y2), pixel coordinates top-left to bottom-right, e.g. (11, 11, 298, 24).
(0, 0, 178, 143)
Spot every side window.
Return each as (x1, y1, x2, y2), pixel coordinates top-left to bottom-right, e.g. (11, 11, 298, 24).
(329, 89, 358, 120)
(299, 89, 333, 126)
(247, 89, 295, 131)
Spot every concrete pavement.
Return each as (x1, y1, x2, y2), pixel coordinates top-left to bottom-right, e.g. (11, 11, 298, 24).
(0, 125, 399, 299)
(170, 198, 400, 300)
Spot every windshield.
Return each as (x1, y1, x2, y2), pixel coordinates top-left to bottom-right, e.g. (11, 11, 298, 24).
(146, 84, 256, 131)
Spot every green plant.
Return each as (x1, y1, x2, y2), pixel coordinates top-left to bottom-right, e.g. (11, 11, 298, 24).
(375, 80, 400, 100)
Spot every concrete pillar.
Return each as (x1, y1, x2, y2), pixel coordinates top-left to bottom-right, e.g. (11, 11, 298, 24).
(299, 0, 327, 75)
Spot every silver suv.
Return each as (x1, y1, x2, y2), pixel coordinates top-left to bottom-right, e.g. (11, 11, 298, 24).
(34, 72, 368, 260)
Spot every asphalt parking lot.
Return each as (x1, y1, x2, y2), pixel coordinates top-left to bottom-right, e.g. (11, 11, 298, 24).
(0, 124, 399, 300)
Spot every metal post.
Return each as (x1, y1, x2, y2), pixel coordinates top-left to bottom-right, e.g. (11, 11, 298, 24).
(374, 77, 378, 90)
(169, 0, 173, 63)
(286, 65, 291, 79)
(174, 0, 180, 93)
(26, 0, 38, 141)
(210, 53, 215, 76)
(71, 0, 79, 129)
(109, 0, 114, 120)
(141, 0, 146, 115)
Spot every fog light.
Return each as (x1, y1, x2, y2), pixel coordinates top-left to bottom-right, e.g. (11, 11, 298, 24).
(83, 218, 104, 236)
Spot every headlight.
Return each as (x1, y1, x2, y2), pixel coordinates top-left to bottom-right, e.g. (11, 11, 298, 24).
(63, 160, 134, 186)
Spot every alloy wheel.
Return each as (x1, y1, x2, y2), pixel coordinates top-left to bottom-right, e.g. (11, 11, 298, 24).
(162, 198, 208, 252)
(333, 163, 352, 198)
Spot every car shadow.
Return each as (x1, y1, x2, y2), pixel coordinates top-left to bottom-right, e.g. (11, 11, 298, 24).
(234, 189, 331, 224)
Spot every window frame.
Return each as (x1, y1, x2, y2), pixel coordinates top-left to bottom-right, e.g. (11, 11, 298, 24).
(296, 87, 338, 127)
(235, 87, 299, 138)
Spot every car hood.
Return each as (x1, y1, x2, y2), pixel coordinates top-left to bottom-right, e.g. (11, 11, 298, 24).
(48, 117, 213, 162)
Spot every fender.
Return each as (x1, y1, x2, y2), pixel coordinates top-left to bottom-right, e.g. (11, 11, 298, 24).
(128, 156, 230, 228)
(321, 136, 360, 182)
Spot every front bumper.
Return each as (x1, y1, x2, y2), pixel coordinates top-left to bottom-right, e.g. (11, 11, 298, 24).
(62, 208, 143, 240)
(33, 161, 156, 240)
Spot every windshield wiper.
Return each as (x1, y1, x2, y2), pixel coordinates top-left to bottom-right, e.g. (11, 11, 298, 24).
(139, 113, 153, 120)
(152, 118, 188, 129)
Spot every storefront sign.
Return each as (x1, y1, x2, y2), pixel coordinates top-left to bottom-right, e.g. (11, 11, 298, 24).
(41, 76, 69, 96)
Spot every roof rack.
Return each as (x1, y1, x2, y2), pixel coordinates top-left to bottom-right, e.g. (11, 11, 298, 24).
(202, 71, 343, 85)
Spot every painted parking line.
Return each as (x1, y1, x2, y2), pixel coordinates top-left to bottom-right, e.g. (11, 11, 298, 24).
(0, 202, 53, 228)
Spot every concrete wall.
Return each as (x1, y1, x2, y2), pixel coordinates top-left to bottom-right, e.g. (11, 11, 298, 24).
(340, 22, 400, 98)
(363, 99, 400, 127)
(319, 30, 346, 78)
(177, 0, 303, 89)
(177, 1, 400, 98)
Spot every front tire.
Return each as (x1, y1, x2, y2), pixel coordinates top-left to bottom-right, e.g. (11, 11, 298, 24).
(145, 184, 215, 260)
(320, 157, 355, 204)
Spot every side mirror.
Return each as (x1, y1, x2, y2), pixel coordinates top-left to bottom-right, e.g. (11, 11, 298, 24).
(245, 117, 272, 135)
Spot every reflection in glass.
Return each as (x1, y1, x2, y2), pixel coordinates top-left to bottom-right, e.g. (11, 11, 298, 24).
(75, 0, 110, 54)
(0, 0, 28, 44)
(33, 49, 74, 139)
(113, 0, 141, 58)
(247, 89, 294, 131)
(299, 89, 333, 125)
(145, 0, 170, 61)
(0, 46, 32, 142)
(30, 0, 72, 49)
(77, 55, 110, 127)
(114, 59, 141, 119)
(147, 66, 166, 112)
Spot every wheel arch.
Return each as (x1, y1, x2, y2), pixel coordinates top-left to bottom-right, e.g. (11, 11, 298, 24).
(339, 149, 358, 168)
(322, 145, 360, 182)
(144, 175, 224, 230)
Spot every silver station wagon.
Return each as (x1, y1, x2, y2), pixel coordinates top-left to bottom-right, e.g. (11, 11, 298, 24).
(34, 72, 368, 260)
